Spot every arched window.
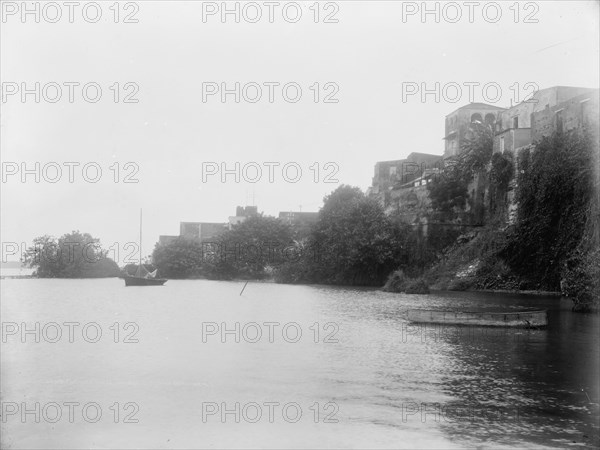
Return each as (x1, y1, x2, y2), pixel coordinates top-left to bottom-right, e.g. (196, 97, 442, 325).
(485, 113, 496, 126)
(471, 113, 483, 123)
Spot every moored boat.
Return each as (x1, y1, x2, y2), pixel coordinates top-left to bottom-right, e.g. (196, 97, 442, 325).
(123, 209, 168, 287)
(124, 273, 167, 286)
(407, 309, 547, 328)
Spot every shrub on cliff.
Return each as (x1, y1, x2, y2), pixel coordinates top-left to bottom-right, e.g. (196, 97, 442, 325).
(427, 168, 469, 213)
(383, 270, 430, 294)
(503, 128, 598, 293)
(562, 247, 600, 312)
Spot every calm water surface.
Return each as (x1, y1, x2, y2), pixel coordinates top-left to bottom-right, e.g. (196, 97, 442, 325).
(1, 279, 598, 449)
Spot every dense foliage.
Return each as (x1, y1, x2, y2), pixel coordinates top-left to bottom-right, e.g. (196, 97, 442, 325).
(23, 231, 120, 278)
(459, 121, 495, 177)
(152, 238, 208, 279)
(291, 186, 414, 285)
(427, 164, 469, 213)
(154, 186, 415, 286)
(427, 122, 494, 215)
(488, 151, 514, 216)
(502, 129, 598, 293)
(562, 247, 600, 311)
(153, 215, 294, 280)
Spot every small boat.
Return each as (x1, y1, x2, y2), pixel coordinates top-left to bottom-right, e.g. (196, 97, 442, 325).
(124, 209, 168, 287)
(407, 309, 547, 328)
(124, 267, 167, 286)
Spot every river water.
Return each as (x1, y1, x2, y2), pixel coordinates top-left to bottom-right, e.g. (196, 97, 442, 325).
(1, 279, 598, 449)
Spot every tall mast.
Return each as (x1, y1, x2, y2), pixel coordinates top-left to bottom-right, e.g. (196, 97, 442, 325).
(139, 208, 143, 269)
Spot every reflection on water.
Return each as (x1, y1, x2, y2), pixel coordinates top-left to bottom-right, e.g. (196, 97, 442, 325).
(1, 279, 598, 448)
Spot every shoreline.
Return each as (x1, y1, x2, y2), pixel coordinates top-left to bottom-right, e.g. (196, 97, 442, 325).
(430, 288, 563, 297)
(2, 275, 563, 297)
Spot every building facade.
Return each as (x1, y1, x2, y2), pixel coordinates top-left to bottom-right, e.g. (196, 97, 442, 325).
(228, 205, 259, 229)
(278, 211, 319, 226)
(444, 103, 505, 158)
(492, 86, 596, 154)
(368, 152, 443, 207)
(179, 222, 228, 241)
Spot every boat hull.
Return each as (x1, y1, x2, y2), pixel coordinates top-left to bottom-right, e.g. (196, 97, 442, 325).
(407, 309, 547, 328)
(124, 276, 167, 286)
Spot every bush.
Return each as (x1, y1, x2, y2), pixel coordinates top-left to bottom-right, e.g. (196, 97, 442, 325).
(405, 278, 430, 294)
(383, 270, 430, 294)
(274, 260, 311, 284)
(562, 247, 600, 312)
(474, 257, 519, 290)
(383, 270, 408, 292)
(448, 277, 475, 291)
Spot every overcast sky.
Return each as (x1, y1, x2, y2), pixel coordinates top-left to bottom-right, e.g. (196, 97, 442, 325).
(1, 0, 599, 263)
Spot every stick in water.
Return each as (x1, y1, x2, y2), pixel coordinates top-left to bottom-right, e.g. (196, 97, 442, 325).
(240, 281, 249, 296)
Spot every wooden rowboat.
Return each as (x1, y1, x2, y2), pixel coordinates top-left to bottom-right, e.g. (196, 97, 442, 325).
(407, 309, 548, 328)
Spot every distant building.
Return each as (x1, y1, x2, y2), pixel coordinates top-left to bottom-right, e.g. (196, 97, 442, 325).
(179, 222, 227, 241)
(444, 103, 506, 158)
(278, 211, 319, 226)
(228, 205, 259, 229)
(237, 206, 258, 217)
(368, 152, 443, 209)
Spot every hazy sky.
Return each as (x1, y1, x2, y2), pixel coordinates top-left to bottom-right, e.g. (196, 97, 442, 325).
(1, 0, 599, 263)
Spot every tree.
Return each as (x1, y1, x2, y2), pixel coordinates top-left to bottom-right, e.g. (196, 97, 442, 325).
(458, 121, 494, 177)
(427, 167, 469, 213)
(23, 231, 120, 278)
(305, 185, 413, 285)
(427, 122, 495, 220)
(220, 215, 294, 279)
(152, 238, 205, 279)
(152, 215, 295, 280)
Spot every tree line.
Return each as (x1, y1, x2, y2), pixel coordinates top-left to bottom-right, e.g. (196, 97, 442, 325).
(22, 125, 598, 310)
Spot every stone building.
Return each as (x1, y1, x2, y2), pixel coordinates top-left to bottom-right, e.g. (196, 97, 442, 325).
(531, 90, 599, 142)
(368, 152, 443, 210)
(493, 86, 595, 155)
